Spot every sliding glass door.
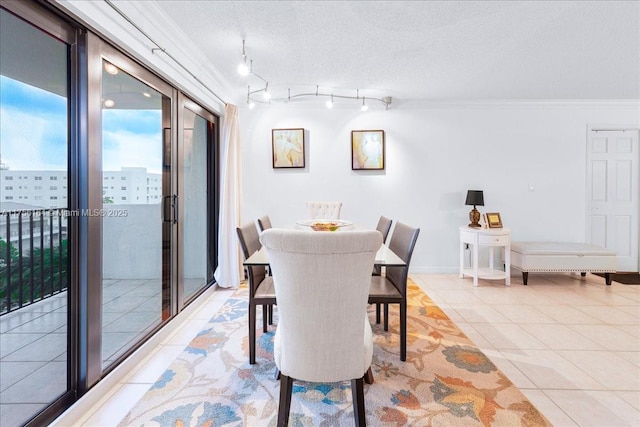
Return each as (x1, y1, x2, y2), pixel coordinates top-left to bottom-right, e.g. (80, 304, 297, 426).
(179, 96, 216, 304)
(0, 2, 219, 424)
(100, 58, 173, 367)
(0, 4, 75, 427)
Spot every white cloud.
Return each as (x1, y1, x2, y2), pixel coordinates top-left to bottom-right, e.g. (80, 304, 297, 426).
(102, 129, 163, 173)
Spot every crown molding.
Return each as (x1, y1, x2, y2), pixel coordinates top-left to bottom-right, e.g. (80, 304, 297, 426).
(396, 98, 640, 110)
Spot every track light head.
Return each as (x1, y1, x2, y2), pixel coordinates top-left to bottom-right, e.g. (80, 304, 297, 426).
(326, 94, 334, 109)
(238, 62, 249, 76)
(361, 97, 369, 111)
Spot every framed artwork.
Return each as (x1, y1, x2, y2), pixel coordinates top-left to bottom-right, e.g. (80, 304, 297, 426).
(486, 212, 503, 228)
(351, 130, 385, 170)
(272, 128, 305, 168)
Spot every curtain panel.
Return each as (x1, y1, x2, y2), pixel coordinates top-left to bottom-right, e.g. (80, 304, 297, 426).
(214, 104, 242, 288)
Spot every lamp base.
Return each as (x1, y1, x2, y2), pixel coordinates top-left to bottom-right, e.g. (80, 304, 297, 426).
(468, 207, 481, 228)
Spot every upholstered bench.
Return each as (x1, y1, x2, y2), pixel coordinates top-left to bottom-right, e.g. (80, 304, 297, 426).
(510, 241, 617, 286)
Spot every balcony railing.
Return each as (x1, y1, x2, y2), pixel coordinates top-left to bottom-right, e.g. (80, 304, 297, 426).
(0, 208, 68, 315)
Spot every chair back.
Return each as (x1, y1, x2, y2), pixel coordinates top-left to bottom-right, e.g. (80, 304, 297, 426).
(257, 215, 272, 232)
(260, 229, 381, 382)
(376, 215, 393, 243)
(306, 201, 342, 219)
(236, 221, 266, 292)
(386, 222, 420, 296)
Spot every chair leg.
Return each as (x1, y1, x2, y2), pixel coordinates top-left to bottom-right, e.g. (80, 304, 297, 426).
(249, 303, 256, 364)
(375, 303, 381, 324)
(364, 367, 374, 384)
(351, 376, 366, 426)
(383, 303, 389, 331)
(400, 300, 407, 362)
(262, 304, 268, 333)
(278, 374, 294, 427)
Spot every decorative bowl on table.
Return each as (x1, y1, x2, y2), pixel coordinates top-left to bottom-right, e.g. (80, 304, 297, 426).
(296, 219, 353, 232)
(311, 221, 340, 231)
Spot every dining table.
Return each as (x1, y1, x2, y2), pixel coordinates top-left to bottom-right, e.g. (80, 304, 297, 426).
(243, 233, 406, 267)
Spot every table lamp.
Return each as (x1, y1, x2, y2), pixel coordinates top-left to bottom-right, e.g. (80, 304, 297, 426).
(465, 190, 484, 228)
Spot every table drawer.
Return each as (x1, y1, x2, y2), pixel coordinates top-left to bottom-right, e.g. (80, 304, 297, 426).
(478, 234, 510, 245)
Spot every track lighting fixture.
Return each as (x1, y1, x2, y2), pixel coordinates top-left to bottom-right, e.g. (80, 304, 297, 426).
(262, 82, 271, 100)
(238, 40, 392, 110)
(237, 40, 250, 76)
(246, 86, 255, 109)
(326, 94, 334, 109)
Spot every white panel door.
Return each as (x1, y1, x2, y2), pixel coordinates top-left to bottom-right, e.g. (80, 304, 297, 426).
(587, 130, 639, 272)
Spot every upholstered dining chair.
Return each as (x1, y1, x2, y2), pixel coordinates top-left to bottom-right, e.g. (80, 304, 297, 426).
(369, 221, 420, 361)
(306, 201, 342, 219)
(257, 215, 272, 232)
(260, 229, 381, 427)
(236, 221, 276, 365)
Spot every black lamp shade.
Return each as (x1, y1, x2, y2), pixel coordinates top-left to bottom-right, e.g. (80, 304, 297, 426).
(465, 190, 484, 206)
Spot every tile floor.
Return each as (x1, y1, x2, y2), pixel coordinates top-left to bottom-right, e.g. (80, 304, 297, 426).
(0, 278, 207, 427)
(61, 273, 639, 426)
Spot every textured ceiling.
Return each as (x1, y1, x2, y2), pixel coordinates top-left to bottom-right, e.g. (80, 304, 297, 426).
(152, 1, 640, 105)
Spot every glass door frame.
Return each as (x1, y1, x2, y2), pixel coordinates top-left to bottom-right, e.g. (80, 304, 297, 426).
(176, 93, 218, 309)
(86, 34, 178, 385)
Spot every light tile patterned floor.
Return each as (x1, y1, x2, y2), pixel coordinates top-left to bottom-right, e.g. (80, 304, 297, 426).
(56, 273, 640, 426)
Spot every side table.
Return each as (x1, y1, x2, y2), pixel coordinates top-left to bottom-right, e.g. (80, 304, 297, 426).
(459, 226, 511, 286)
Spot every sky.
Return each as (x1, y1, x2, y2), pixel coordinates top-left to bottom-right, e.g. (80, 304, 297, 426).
(0, 76, 162, 174)
(0, 76, 67, 170)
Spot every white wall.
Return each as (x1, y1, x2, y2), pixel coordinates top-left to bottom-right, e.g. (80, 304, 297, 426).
(239, 101, 640, 273)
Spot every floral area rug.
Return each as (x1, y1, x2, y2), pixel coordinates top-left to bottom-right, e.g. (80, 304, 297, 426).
(119, 279, 551, 426)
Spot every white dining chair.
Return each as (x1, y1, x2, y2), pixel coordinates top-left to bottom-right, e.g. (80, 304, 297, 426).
(306, 201, 342, 219)
(260, 228, 381, 426)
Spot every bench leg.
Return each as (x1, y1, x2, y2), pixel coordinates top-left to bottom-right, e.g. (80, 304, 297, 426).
(522, 272, 528, 285)
(605, 273, 612, 286)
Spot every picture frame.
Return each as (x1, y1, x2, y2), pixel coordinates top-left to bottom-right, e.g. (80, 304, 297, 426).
(351, 130, 385, 170)
(486, 212, 503, 228)
(272, 128, 305, 168)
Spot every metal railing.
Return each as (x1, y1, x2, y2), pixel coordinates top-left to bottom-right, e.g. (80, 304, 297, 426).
(0, 208, 68, 315)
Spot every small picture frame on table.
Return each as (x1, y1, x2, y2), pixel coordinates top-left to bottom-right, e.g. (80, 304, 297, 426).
(486, 212, 503, 228)
(272, 128, 305, 168)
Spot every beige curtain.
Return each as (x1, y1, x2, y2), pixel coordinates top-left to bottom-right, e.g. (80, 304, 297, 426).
(214, 104, 242, 288)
